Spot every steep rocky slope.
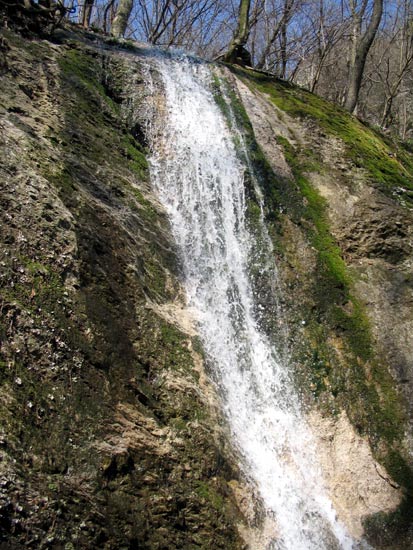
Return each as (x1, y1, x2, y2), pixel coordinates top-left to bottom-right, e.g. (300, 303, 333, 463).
(0, 25, 412, 549)
(0, 29, 251, 550)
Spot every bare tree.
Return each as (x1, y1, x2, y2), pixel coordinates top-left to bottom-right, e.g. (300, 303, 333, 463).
(79, 0, 94, 27)
(255, 0, 296, 71)
(305, 0, 347, 91)
(379, 15, 413, 126)
(344, 0, 383, 112)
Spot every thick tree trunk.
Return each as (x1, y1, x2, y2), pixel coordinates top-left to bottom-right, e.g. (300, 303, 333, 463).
(221, 0, 252, 65)
(111, 0, 134, 38)
(80, 0, 94, 28)
(103, 0, 115, 33)
(344, 0, 383, 113)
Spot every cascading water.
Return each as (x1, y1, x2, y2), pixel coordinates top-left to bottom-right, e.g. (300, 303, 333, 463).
(146, 54, 358, 550)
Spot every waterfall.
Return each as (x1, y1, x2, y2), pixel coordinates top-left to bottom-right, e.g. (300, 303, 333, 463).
(147, 54, 357, 550)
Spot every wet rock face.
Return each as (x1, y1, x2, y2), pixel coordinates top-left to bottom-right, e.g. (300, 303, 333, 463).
(0, 29, 249, 549)
(310, 410, 402, 539)
(313, 167, 413, 416)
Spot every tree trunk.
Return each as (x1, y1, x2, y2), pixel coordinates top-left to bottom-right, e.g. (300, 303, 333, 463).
(280, 14, 288, 78)
(103, 0, 115, 33)
(80, 0, 94, 28)
(381, 95, 393, 127)
(344, 0, 383, 113)
(111, 0, 134, 38)
(221, 0, 252, 65)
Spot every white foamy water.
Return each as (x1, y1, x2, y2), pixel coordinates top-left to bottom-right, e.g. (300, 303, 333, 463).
(146, 54, 356, 549)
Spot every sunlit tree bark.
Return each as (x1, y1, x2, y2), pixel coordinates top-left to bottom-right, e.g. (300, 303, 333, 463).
(222, 0, 252, 65)
(112, 0, 134, 37)
(344, 0, 383, 113)
(80, 0, 94, 27)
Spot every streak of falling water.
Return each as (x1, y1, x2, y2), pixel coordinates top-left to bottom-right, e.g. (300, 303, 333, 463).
(146, 54, 357, 550)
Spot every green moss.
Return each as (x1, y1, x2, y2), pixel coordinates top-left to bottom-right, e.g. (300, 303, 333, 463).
(308, 349, 330, 396)
(275, 137, 407, 449)
(211, 71, 283, 220)
(195, 481, 224, 511)
(331, 300, 372, 360)
(121, 135, 149, 181)
(171, 417, 187, 431)
(191, 335, 205, 357)
(276, 136, 350, 300)
(211, 74, 231, 122)
(58, 49, 119, 113)
(246, 199, 262, 225)
(53, 47, 150, 220)
(104, 37, 137, 51)
(58, 48, 145, 162)
(144, 258, 166, 297)
(129, 186, 157, 220)
(159, 322, 194, 374)
(1, 255, 65, 316)
(44, 167, 77, 202)
(160, 322, 184, 346)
